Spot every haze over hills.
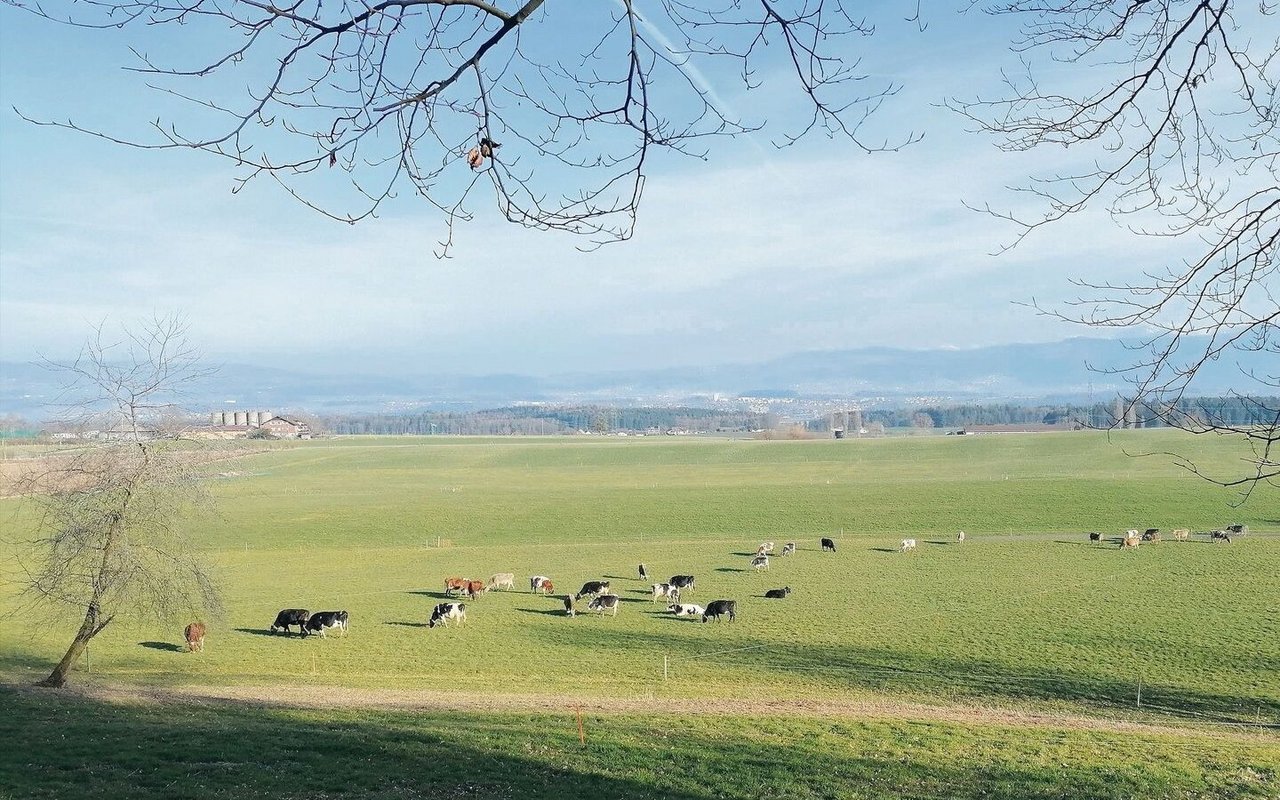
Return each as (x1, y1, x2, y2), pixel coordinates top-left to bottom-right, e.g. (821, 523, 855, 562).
(0, 336, 1267, 420)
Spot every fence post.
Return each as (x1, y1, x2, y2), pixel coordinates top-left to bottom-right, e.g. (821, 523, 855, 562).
(663, 655, 668, 681)
(1136, 677, 1142, 708)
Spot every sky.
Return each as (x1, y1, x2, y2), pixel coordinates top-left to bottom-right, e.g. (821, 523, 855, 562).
(0, 3, 1202, 377)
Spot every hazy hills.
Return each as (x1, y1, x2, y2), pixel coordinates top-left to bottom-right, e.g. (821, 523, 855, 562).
(1, 336, 1267, 419)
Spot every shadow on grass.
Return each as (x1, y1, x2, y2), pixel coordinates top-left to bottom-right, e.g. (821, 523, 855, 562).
(514, 608, 569, 618)
(870, 547, 898, 553)
(138, 641, 185, 652)
(6, 684, 1265, 800)
(383, 621, 429, 628)
(714, 567, 745, 573)
(407, 590, 454, 600)
(924, 540, 954, 546)
(233, 627, 303, 639)
(563, 626, 1280, 726)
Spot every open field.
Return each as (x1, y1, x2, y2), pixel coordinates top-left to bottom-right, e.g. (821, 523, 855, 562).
(1, 430, 1277, 797)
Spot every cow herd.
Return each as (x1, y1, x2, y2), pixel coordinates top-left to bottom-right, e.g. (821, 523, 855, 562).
(1092, 524, 1247, 549)
(180, 522, 1250, 651)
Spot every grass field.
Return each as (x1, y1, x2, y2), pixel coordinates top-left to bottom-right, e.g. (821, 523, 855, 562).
(1, 430, 1277, 798)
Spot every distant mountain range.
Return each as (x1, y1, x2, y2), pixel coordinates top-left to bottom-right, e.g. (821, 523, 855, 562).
(1, 336, 1268, 420)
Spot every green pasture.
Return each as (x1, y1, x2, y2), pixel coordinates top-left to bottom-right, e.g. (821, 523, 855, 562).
(2, 430, 1278, 798)
(2, 431, 1276, 717)
(2, 685, 1277, 800)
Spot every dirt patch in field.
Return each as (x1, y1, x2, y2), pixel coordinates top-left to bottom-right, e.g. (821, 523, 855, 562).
(31, 681, 1274, 742)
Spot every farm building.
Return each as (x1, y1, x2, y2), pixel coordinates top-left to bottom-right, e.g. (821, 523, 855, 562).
(258, 416, 311, 439)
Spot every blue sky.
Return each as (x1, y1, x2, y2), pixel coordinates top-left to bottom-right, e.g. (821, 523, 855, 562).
(0, 4, 1195, 376)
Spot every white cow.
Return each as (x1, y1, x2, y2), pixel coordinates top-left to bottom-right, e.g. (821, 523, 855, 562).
(750, 555, 770, 571)
(667, 603, 705, 618)
(956, 531, 965, 543)
(488, 572, 515, 591)
(899, 538, 918, 553)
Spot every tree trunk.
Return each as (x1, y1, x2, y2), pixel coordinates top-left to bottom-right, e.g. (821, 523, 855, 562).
(37, 601, 112, 688)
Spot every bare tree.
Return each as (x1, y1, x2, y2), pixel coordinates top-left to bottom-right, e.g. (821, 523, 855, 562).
(950, 1, 1279, 494)
(7, 0, 911, 253)
(11, 317, 222, 688)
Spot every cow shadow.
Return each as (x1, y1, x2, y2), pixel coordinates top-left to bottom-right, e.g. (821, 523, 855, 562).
(870, 547, 898, 553)
(408, 590, 455, 600)
(715, 567, 745, 573)
(138, 641, 186, 652)
(730, 551, 758, 557)
(924, 540, 954, 546)
(233, 627, 298, 638)
(384, 621, 429, 628)
(514, 608, 569, 617)
(602, 574, 637, 581)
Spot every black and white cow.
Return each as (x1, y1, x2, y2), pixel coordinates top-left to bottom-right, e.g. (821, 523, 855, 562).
(638, 563, 649, 580)
(1088, 532, 1104, 544)
(667, 603, 705, 618)
(669, 575, 696, 594)
(764, 587, 791, 599)
(1211, 530, 1233, 543)
(270, 608, 310, 635)
(780, 542, 796, 556)
(702, 599, 736, 623)
(304, 610, 349, 638)
(821, 538, 836, 552)
(428, 602, 467, 628)
(575, 580, 611, 600)
(651, 583, 680, 603)
(563, 595, 576, 617)
(587, 594, 620, 616)
(750, 555, 770, 571)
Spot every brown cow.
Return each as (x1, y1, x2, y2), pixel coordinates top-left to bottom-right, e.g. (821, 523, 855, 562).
(465, 580, 486, 600)
(444, 577, 468, 596)
(540, 579, 555, 595)
(1120, 535, 1140, 550)
(184, 622, 206, 653)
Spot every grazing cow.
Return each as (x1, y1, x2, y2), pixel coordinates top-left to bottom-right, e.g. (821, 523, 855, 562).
(956, 531, 966, 543)
(487, 573, 515, 591)
(1088, 532, 1104, 544)
(1226, 524, 1248, 536)
(428, 602, 466, 628)
(563, 595, 575, 617)
(270, 608, 310, 635)
(587, 594, 620, 617)
(529, 575, 551, 593)
(575, 580, 611, 600)
(1141, 530, 1161, 543)
(821, 538, 836, 552)
(183, 622, 206, 653)
(1171, 528, 1190, 541)
(667, 603, 705, 617)
(305, 610, 349, 638)
(465, 580, 486, 600)
(651, 583, 680, 603)
(1143, 528, 1160, 538)
(638, 563, 649, 580)
(780, 542, 796, 557)
(1211, 530, 1232, 544)
(1120, 535, 1141, 550)
(900, 538, 918, 553)
(669, 575, 696, 594)
(702, 599, 737, 623)
(444, 576, 468, 596)
(750, 555, 770, 571)
(540, 579, 555, 595)
(756, 541, 775, 556)
(764, 587, 791, 599)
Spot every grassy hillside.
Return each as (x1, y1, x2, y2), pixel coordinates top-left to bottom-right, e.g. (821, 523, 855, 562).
(1, 431, 1276, 798)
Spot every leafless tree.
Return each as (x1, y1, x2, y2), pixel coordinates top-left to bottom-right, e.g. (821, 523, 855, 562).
(9, 317, 222, 687)
(950, 0, 1278, 494)
(7, 0, 911, 253)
